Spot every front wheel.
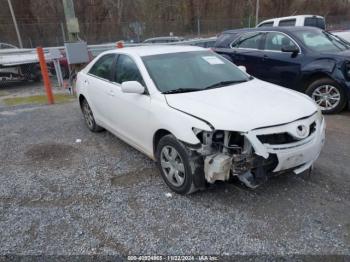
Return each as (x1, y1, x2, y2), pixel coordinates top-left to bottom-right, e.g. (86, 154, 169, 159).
(156, 135, 198, 195)
(306, 78, 347, 114)
(81, 99, 104, 132)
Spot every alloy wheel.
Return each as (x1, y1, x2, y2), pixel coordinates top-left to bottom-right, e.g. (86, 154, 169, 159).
(311, 84, 341, 111)
(83, 101, 94, 129)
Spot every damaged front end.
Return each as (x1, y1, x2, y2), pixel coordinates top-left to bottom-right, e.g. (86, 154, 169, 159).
(192, 128, 278, 189)
(191, 112, 325, 189)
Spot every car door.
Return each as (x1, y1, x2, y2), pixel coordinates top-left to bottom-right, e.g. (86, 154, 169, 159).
(107, 54, 152, 150)
(85, 54, 117, 126)
(260, 32, 302, 88)
(230, 32, 266, 78)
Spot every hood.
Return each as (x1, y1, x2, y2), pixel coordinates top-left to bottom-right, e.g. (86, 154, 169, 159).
(323, 49, 350, 60)
(165, 79, 318, 132)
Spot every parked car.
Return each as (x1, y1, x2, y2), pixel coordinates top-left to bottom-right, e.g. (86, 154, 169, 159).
(214, 26, 350, 113)
(143, 36, 185, 44)
(76, 46, 325, 194)
(0, 42, 18, 49)
(257, 15, 325, 30)
(188, 37, 217, 48)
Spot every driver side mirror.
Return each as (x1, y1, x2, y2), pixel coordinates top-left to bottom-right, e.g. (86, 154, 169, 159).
(281, 45, 299, 55)
(121, 81, 145, 94)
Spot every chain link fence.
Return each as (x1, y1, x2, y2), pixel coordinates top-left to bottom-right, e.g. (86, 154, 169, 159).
(1, 15, 349, 90)
(1, 16, 349, 48)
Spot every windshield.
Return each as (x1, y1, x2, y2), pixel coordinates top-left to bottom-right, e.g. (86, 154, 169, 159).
(294, 30, 349, 52)
(142, 51, 250, 93)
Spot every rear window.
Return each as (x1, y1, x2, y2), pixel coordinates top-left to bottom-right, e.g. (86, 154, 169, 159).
(214, 33, 237, 48)
(278, 19, 296, 27)
(258, 22, 274, 27)
(304, 17, 326, 30)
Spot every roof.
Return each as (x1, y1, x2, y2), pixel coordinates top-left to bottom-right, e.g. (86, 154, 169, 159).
(144, 36, 184, 41)
(103, 45, 206, 57)
(223, 26, 322, 35)
(259, 15, 324, 23)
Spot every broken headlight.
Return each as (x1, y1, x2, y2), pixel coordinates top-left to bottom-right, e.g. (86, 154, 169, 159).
(192, 128, 214, 144)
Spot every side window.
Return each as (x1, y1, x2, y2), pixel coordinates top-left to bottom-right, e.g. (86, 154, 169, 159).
(278, 19, 296, 27)
(305, 17, 326, 30)
(258, 22, 274, 28)
(89, 54, 115, 80)
(264, 32, 297, 51)
(214, 33, 237, 48)
(231, 32, 264, 49)
(114, 54, 144, 84)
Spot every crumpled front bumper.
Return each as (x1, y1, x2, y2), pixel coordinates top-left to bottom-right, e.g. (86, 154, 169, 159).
(244, 112, 326, 175)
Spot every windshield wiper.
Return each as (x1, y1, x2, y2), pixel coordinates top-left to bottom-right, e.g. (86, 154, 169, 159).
(162, 79, 251, 94)
(162, 88, 201, 94)
(203, 80, 248, 90)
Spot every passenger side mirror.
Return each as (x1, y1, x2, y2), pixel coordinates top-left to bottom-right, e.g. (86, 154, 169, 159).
(121, 81, 145, 94)
(281, 45, 299, 55)
(238, 65, 247, 73)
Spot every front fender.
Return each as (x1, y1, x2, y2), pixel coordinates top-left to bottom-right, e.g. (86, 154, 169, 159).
(149, 94, 213, 157)
(302, 59, 336, 74)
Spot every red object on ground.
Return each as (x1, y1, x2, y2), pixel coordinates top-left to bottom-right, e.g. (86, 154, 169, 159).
(116, 41, 124, 48)
(36, 47, 54, 105)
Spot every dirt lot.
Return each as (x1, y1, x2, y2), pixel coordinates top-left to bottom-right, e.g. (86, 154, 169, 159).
(0, 84, 349, 258)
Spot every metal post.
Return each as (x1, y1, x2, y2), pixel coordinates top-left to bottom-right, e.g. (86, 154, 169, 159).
(62, 0, 80, 42)
(61, 22, 66, 43)
(7, 0, 23, 48)
(37, 47, 55, 105)
(197, 0, 201, 37)
(53, 59, 64, 88)
(255, 0, 260, 26)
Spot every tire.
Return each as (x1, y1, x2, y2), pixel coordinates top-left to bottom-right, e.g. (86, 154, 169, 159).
(306, 78, 347, 114)
(81, 99, 104, 132)
(156, 134, 198, 195)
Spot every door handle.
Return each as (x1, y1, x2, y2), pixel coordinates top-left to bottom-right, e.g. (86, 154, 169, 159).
(262, 55, 268, 61)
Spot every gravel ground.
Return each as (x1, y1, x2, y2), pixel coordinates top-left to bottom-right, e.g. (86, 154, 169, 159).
(0, 98, 349, 258)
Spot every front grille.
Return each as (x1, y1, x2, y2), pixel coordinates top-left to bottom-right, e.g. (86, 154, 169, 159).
(310, 121, 316, 135)
(258, 133, 297, 145)
(257, 121, 317, 145)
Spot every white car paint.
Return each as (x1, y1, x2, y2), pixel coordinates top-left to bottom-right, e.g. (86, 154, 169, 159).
(332, 31, 350, 43)
(76, 45, 325, 190)
(165, 79, 317, 132)
(257, 15, 325, 28)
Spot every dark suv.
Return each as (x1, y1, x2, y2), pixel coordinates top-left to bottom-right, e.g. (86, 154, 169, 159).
(214, 26, 350, 113)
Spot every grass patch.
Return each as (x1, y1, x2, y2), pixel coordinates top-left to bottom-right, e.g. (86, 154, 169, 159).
(3, 93, 75, 106)
(0, 91, 9, 97)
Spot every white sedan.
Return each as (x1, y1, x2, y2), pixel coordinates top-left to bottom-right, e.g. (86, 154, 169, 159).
(76, 45, 325, 194)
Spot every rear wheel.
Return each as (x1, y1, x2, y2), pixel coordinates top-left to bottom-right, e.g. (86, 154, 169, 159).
(156, 135, 198, 195)
(306, 78, 346, 114)
(81, 99, 104, 132)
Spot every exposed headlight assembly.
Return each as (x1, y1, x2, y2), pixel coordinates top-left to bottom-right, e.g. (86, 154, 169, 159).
(192, 127, 213, 144)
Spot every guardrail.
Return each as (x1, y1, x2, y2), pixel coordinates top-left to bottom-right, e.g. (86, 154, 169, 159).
(0, 37, 217, 64)
(0, 37, 216, 87)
